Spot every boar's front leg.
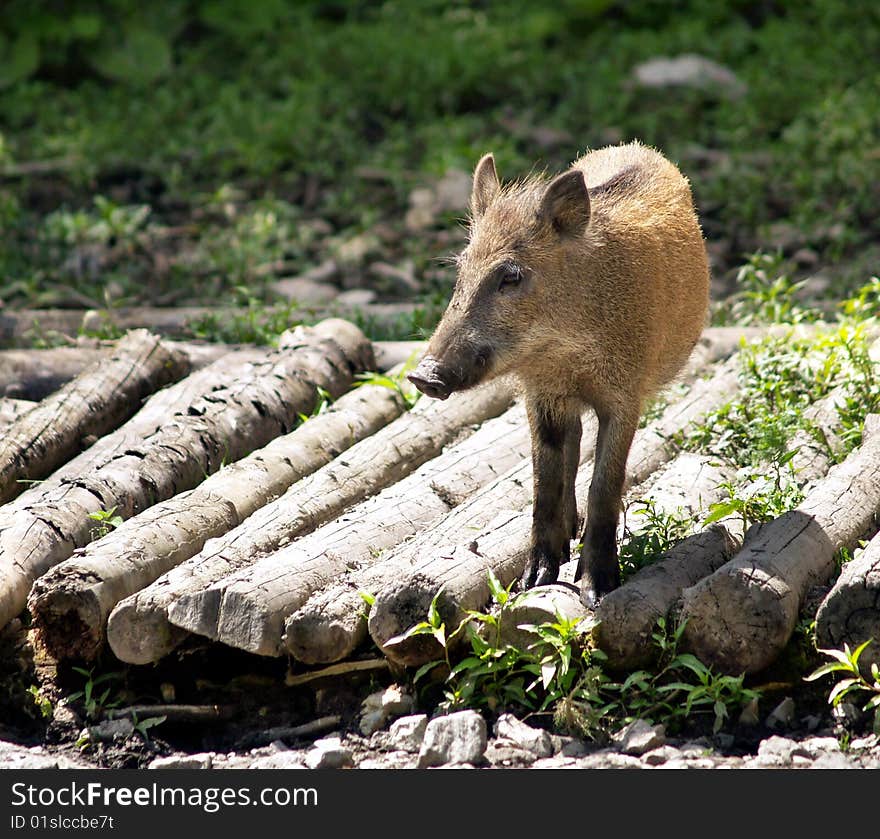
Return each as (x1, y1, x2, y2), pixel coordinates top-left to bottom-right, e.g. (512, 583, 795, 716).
(521, 397, 581, 589)
(576, 406, 638, 607)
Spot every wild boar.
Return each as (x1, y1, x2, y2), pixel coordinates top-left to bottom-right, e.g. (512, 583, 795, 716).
(407, 141, 709, 605)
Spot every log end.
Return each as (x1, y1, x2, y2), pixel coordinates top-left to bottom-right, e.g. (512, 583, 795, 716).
(107, 599, 189, 665)
(284, 591, 367, 665)
(369, 575, 450, 667)
(28, 575, 105, 662)
(679, 564, 798, 675)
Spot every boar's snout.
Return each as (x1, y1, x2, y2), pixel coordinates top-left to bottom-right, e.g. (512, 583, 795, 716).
(407, 355, 453, 400)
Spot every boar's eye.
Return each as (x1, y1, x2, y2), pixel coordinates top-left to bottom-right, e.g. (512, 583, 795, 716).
(495, 263, 523, 293)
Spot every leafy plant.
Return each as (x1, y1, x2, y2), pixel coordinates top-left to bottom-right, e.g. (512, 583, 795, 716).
(67, 666, 123, 721)
(87, 506, 123, 539)
(618, 499, 694, 581)
(27, 685, 53, 719)
(805, 640, 880, 734)
(131, 712, 166, 744)
(297, 386, 332, 423)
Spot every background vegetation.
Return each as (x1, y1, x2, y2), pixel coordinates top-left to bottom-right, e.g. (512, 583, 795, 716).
(1, 0, 878, 336)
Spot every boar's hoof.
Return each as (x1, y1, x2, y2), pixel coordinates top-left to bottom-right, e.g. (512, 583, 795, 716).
(520, 549, 561, 590)
(578, 568, 621, 610)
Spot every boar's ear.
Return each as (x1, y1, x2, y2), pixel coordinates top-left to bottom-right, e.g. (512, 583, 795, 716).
(539, 169, 590, 237)
(471, 153, 500, 219)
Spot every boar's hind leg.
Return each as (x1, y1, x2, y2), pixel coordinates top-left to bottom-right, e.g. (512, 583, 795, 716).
(576, 407, 638, 607)
(521, 398, 581, 590)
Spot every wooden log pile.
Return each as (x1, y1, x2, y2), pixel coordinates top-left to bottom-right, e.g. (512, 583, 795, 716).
(0, 320, 874, 688)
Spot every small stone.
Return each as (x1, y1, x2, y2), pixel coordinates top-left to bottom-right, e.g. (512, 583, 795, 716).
(485, 741, 536, 767)
(305, 737, 353, 769)
(335, 233, 381, 265)
(86, 718, 135, 742)
(359, 685, 415, 735)
(52, 703, 81, 729)
(359, 710, 387, 736)
(800, 737, 841, 758)
(810, 752, 858, 770)
(380, 685, 414, 716)
(832, 702, 864, 725)
(0, 741, 60, 769)
(388, 714, 428, 753)
(149, 753, 212, 770)
(714, 733, 735, 751)
(766, 696, 796, 729)
(803, 714, 823, 732)
(273, 277, 338, 305)
(417, 711, 487, 768)
(632, 54, 746, 98)
(611, 719, 665, 756)
(560, 738, 589, 758)
(578, 751, 643, 769)
(738, 697, 761, 726)
(493, 714, 553, 758)
(850, 734, 879, 751)
(336, 288, 376, 306)
(249, 752, 308, 769)
(642, 746, 683, 766)
(756, 736, 806, 766)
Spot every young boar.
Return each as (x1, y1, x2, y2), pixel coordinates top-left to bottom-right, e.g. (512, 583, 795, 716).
(407, 141, 709, 606)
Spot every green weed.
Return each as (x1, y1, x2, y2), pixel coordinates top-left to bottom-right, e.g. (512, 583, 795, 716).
(87, 506, 123, 539)
(67, 666, 123, 722)
(805, 641, 880, 734)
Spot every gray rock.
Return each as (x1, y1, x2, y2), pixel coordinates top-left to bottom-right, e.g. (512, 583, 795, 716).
(359, 710, 387, 737)
(485, 740, 536, 767)
(336, 288, 376, 307)
(0, 741, 60, 769)
(611, 720, 665, 756)
(388, 714, 428, 753)
(359, 685, 415, 735)
(578, 751, 643, 769)
(493, 714, 553, 758)
(559, 738, 589, 758)
(357, 752, 417, 770)
(85, 718, 135, 743)
(850, 734, 879, 751)
(632, 54, 746, 98)
(756, 736, 806, 766)
(249, 752, 308, 769)
(642, 746, 684, 767)
(417, 711, 487, 768)
(766, 696, 796, 729)
(148, 753, 213, 770)
(305, 736, 354, 769)
(272, 277, 338, 305)
(832, 702, 864, 725)
(405, 170, 472, 231)
(810, 751, 858, 770)
(799, 736, 841, 758)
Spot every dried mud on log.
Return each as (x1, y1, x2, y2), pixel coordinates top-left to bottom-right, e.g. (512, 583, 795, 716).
(815, 528, 880, 674)
(0, 330, 189, 505)
(4, 319, 373, 634)
(29, 376, 408, 661)
(680, 414, 880, 675)
(107, 377, 515, 663)
(367, 357, 742, 667)
(283, 328, 750, 665)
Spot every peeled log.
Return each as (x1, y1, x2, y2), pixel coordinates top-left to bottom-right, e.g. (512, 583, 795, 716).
(369, 359, 742, 667)
(0, 398, 35, 429)
(107, 378, 515, 664)
(680, 415, 880, 675)
(0, 330, 188, 504)
(167, 400, 531, 657)
(1, 319, 372, 631)
(283, 330, 748, 665)
(29, 378, 407, 662)
(0, 342, 236, 401)
(815, 529, 880, 674)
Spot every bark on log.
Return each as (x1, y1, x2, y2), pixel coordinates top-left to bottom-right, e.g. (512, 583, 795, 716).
(0, 303, 425, 347)
(283, 339, 746, 665)
(367, 359, 742, 667)
(0, 330, 189, 505)
(815, 529, 880, 674)
(679, 414, 880, 675)
(0, 398, 35, 429)
(107, 377, 515, 663)
(31, 378, 409, 661)
(165, 398, 531, 657)
(1, 319, 372, 631)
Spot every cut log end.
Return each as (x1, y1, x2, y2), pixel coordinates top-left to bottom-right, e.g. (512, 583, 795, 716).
(283, 589, 368, 665)
(107, 600, 190, 666)
(369, 577, 450, 667)
(29, 584, 104, 662)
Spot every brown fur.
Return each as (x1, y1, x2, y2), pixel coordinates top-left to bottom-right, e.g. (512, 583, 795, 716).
(408, 141, 709, 604)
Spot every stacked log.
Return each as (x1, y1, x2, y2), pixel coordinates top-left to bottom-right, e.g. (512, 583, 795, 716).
(0, 319, 373, 631)
(106, 378, 516, 663)
(0, 330, 189, 504)
(679, 415, 880, 675)
(28, 373, 410, 660)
